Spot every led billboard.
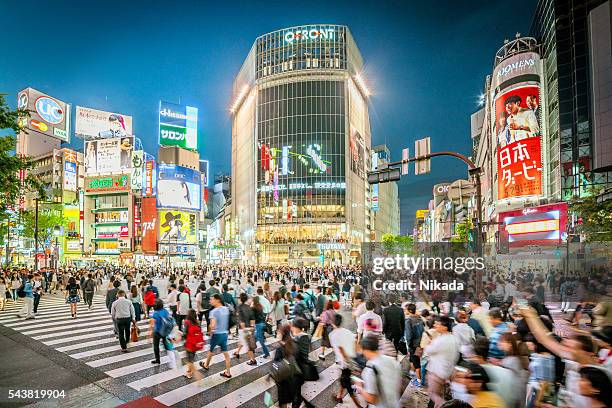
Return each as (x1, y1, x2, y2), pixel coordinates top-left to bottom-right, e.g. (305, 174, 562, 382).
(141, 197, 158, 253)
(158, 210, 197, 244)
(17, 88, 70, 142)
(63, 161, 77, 192)
(159, 101, 198, 150)
(84, 137, 134, 174)
(495, 82, 542, 200)
(75, 107, 133, 140)
(144, 159, 157, 197)
(499, 203, 568, 246)
(157, 164, 202, 211)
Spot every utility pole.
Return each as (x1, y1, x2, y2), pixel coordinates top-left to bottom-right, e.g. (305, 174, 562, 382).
(34, 198, 39, 272)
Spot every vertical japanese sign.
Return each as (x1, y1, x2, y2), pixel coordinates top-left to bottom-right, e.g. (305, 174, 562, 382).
(143, 159, 157, 197)
(141, 197, 158, 253)
(130, 150, 143, 191)
(495, 82, 542, 199)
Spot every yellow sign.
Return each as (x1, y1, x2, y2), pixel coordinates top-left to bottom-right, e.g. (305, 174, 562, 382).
(415, 209, 429, 219)
(158, 210, 197, 244)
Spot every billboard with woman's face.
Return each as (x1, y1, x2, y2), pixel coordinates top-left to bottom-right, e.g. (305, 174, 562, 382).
(156, 164, 201, 211)
(494, 81, 543, 200)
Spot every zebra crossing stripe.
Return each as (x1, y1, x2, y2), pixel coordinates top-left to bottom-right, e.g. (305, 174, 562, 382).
(200, 347, 334, 408)
(154, 346, 331, 407)
(7, 313, 110, 330)
(69, 336, 152, 359)
(42, 330, 121, 346)
(127, 337, 277, 390)
(21, 317, 126, 336)
(57, 336, 141, 353)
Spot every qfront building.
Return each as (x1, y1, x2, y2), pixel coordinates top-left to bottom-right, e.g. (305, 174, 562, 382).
(230, 25, 376, 265)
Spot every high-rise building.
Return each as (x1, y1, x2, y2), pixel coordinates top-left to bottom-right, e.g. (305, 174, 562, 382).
(371, 145, 400, 239)
(230, 25, 372, 265)
(530, 0, 612, 200)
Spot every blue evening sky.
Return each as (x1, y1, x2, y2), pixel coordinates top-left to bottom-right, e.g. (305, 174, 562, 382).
(0, 0, 536, 233)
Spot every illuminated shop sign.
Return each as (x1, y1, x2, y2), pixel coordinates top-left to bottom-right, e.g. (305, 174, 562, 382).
(317, 243, 346, 251)
(499, 203, 568, 246)
(493, 52, 540, 89)
(86, 175, 129, 192)
(284, 27, 335, 44)
(259, 181, 346, 192)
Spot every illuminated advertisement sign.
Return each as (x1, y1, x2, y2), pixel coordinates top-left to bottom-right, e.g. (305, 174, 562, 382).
(75, 107, 132, 140)
(63, 161, 77, 192)
(85, 137, 134, 174)
(158, 210, 197, 245)
(144, 159, 157, 197)
(349, 127, 365, 179)
(284, 27, 336, 44)
(141, 197, 158, 253)
(17, 88, 70, 142)
(495, 82, 542, 200)
(159, 101, 198, 150)
(499, 203, 568, 246)
(130, 150, 144, 191)
(493, 52, 540, 89)
(416, 209, 429, 219)
(96, 225, 129, 239)
(200, 160, 209, 187)
(157, 164, 201, 211)
(371, 152, 379, 212)
(86, 175, 129, 192)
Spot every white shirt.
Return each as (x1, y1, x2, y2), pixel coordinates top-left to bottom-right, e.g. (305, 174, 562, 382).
(362, 354, 401, 408)
(357, 310, 383, 335)
(329, 327, 355, 368)
(177, 292, 189, 315)
(352, 302, 367, 320)
(424, 332, 459, 380)
(167, 289, 178, 307)
(452, 323, 475, 355)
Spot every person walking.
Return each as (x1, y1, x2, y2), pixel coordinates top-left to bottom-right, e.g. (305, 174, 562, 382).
(317, 300, 336, 360)
(291, 317, 315, 408)
(143, 280, 159, 317)
(176, 285, 189, 330)
(65, 276, 81, 318)
(383, 293, 405, 354)
(82, 273, 96, 310)
(271, 323, 299, 408)
(199, 294, 232, 378)
(149, 299, 173, 364)
(328, 314, 359, 406)
(424, 316, 459, 408)
(0, 277, 6, 311)
(252, 296, 271, 359)
(110, 290, 136, 352)
(129, 285, 143, 321)
(11, 275, 21, 304)
(183, 309, 204, 380)
(271, 291, 287, 333)
(234, 292, 257, 365)
(32, 273, 43, 314)
(17, 274, 34, 320)
(357, 334, 402, 408)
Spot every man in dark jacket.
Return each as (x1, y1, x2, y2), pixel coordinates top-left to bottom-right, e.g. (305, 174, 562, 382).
(291, 318, 315, 408)
(106, 280, 121, 335)
(382, 293, 405, 353)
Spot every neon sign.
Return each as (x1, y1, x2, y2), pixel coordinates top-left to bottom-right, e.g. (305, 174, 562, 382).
(505, 219, 559, 235)
(284, 28, 335, 44)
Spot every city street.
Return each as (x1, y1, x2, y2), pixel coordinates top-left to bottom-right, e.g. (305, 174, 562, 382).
(1, 281, 427, 408)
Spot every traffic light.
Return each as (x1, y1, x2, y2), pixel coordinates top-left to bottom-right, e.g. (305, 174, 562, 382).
(367, 168, 401, 185)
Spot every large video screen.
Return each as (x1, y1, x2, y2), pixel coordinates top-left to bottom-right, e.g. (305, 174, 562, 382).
(84, 137, 134, 174)
(157, 164, 202, 211)
(495, 82, 542, 200)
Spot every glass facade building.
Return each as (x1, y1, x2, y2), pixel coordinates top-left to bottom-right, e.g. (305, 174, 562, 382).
(231, 25, 372, 265)
(530, 0, 612, 200)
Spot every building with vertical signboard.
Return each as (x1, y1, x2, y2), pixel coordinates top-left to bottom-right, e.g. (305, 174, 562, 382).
(371, 145, 400, 240)
(230, 25, 372, 265)
(156, 101, 202, 262)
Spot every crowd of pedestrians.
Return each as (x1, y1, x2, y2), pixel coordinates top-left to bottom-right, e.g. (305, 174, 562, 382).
(1, 264, 611, 408)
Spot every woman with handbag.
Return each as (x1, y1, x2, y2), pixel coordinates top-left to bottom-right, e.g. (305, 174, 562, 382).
(129, 285, 143, 321)
(290, 317, 316, 408)
(317, 301, 336, 360)
(271, 323, 298, 408)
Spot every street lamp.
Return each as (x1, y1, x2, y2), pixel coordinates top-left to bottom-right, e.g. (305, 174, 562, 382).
(53, 226, 61, 270)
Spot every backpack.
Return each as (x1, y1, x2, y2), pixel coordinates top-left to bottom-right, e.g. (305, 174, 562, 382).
(184, 321, 205, 352)
(201, 292, 211, 310)
(17, 286, 26, 298)
(303, 292, 315, 311)
(158, 312, 175, 337)
(144, 289, 156, 306)
(406, 317, 424, 349)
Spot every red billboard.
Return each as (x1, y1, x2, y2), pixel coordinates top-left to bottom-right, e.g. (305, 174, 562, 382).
(498, 202, 568, 247)
(495, 82, 542, 200)
(141, 197, 158, 253)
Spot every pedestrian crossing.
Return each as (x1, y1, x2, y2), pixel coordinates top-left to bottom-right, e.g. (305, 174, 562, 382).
(0, 294, 370, 407)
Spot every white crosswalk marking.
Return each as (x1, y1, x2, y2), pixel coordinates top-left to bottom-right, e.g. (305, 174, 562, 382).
(0, 291, 388, 407)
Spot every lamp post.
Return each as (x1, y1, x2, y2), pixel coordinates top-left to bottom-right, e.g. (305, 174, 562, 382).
(53, 225, 61, 270)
